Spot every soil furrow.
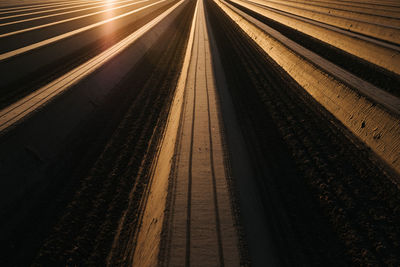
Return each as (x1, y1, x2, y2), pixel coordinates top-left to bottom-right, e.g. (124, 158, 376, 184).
(228, 0, 400, 97)
(34, 6, 193, 264)
(0, 1, 176, 109)
(1, 2, 194, 265)
(204, 23, 225, 267)
(207, 0, 400, 265)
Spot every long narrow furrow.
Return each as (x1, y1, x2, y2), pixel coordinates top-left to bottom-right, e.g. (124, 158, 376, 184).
(0, 0, 399, 266)
(0, 0, 145, 33)
(0, 0, 153, 43)
(105, 2, 196, 265)
(0, 2, 194, 265)
(161, 0, 240, 265)
(286, 0, 400, 18)
(207, 0, 400, 265)
(230, 0, 400, 78)
(0, 0, 98, 13)
(227, 0, 400, 98)
(244, 0, 400, 45)
(33, 5, 194, 264)
(314, 0, 400, 11)
(250, 0, 400, 27)
(0, 0, 176, 109)
(0, 0, 134, 21)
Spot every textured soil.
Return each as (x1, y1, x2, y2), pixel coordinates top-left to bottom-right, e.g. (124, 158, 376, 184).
(228, 0, 400, 98)
(0, 2, 176, 110)
(0, 1, 195, 265)
(207, 0, 400, 265)
(1, 0, 399, 265)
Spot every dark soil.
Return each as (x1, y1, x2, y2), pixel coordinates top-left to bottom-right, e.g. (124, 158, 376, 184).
(0, 1, 177, 110)
(0, 1, 195, 266)
(228, 0, 400, 98)
(207, 0, 400, 265)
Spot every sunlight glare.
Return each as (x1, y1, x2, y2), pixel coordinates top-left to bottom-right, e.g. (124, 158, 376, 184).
(106, 0, 116, 6)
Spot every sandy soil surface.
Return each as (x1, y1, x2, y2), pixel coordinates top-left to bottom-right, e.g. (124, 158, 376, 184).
(159, 0, 240, 265)
(228, 0, 400, 98)
(0, 0, 176, 109)
(246, 0, 400, 45)
(0, 2, 193, 265)
(1, 0, 399, 266)
(207, 0, 400, 265)
(0, 0, 80, 8)
(254, 0, 400, 27)
(230, 0, 400, 76)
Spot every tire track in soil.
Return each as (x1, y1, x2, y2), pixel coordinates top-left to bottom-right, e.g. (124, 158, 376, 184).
(184, 9, 225, 264)
(18, 2, 195, 266)
(207, 0, 400, 265)
(106, 3, 196, 265)
(185, 16, 198, 264)
(203, 16, 225, 267)
(163, 3, 239, 263)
